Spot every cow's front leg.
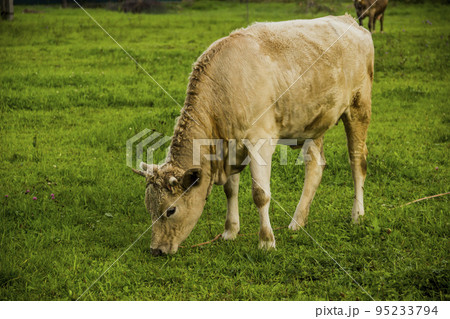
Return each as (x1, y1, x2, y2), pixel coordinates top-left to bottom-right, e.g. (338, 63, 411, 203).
(248, 141, 276, 250)
(222, 173, 240, 240)
(289, 138, 326, 230)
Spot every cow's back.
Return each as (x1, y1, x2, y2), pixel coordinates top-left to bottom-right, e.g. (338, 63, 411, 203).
(191, 15, 374, 142)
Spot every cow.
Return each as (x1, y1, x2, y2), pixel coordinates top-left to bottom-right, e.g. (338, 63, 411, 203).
(133, 15, 374, 256)
(353, 0, 389, 33)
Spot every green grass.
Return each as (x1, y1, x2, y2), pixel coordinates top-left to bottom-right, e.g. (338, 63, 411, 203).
(0, 1, 449, 300)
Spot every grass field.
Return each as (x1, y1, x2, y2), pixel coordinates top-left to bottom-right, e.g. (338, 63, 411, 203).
(0, 0, 449, 300)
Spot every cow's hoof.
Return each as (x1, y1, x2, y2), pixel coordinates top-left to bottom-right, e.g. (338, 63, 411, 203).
(288, 219, 305, 231)
(222, 229, 239, 240)
(258, 239, 276, 250)
(352, 214, 364, 224)
(258, 227, 275, 250)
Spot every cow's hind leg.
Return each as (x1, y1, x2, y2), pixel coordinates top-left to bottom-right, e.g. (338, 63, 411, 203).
(342, 92, 371, 223)
(289, 137, 326, 230)
(380, 13, 384, 33)
(222, 173, 240, 240)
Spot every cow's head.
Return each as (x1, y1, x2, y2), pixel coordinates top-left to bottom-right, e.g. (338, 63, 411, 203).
(354, 0, 366, 8)
(353, 0, 367, 16)
(133, 162, 208, 256)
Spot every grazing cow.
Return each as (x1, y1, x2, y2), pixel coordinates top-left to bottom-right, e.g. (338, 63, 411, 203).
(133, 15, 374, 255)
(353, 0, 389, 33)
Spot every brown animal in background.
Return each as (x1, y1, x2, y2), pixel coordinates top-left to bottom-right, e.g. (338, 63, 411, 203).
(353, 0, 389, 33)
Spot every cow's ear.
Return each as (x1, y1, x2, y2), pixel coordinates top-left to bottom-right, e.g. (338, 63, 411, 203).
(182, 168, 202, 189)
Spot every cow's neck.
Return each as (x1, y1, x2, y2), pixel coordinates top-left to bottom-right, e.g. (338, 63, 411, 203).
(168, 106, 227, 191)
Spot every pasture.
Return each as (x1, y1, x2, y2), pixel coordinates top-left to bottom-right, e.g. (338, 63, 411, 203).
(0, 0, 449, 300)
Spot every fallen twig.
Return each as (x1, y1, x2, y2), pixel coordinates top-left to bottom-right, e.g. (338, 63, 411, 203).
(187, 233, 222, 248)
(181, 226, 287, 249)
(394, 192, 449, 209)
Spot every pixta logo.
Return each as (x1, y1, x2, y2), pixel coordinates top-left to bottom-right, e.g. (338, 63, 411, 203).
(127, 131, 325, 168)
(126, 129, 171, 169)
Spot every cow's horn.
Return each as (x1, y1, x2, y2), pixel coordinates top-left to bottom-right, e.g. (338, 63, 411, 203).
(132, 168, 147, 177)
(140, 162, 158, 175)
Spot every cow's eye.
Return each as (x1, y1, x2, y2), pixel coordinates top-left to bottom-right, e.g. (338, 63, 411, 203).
(166, 207, 176, 217)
